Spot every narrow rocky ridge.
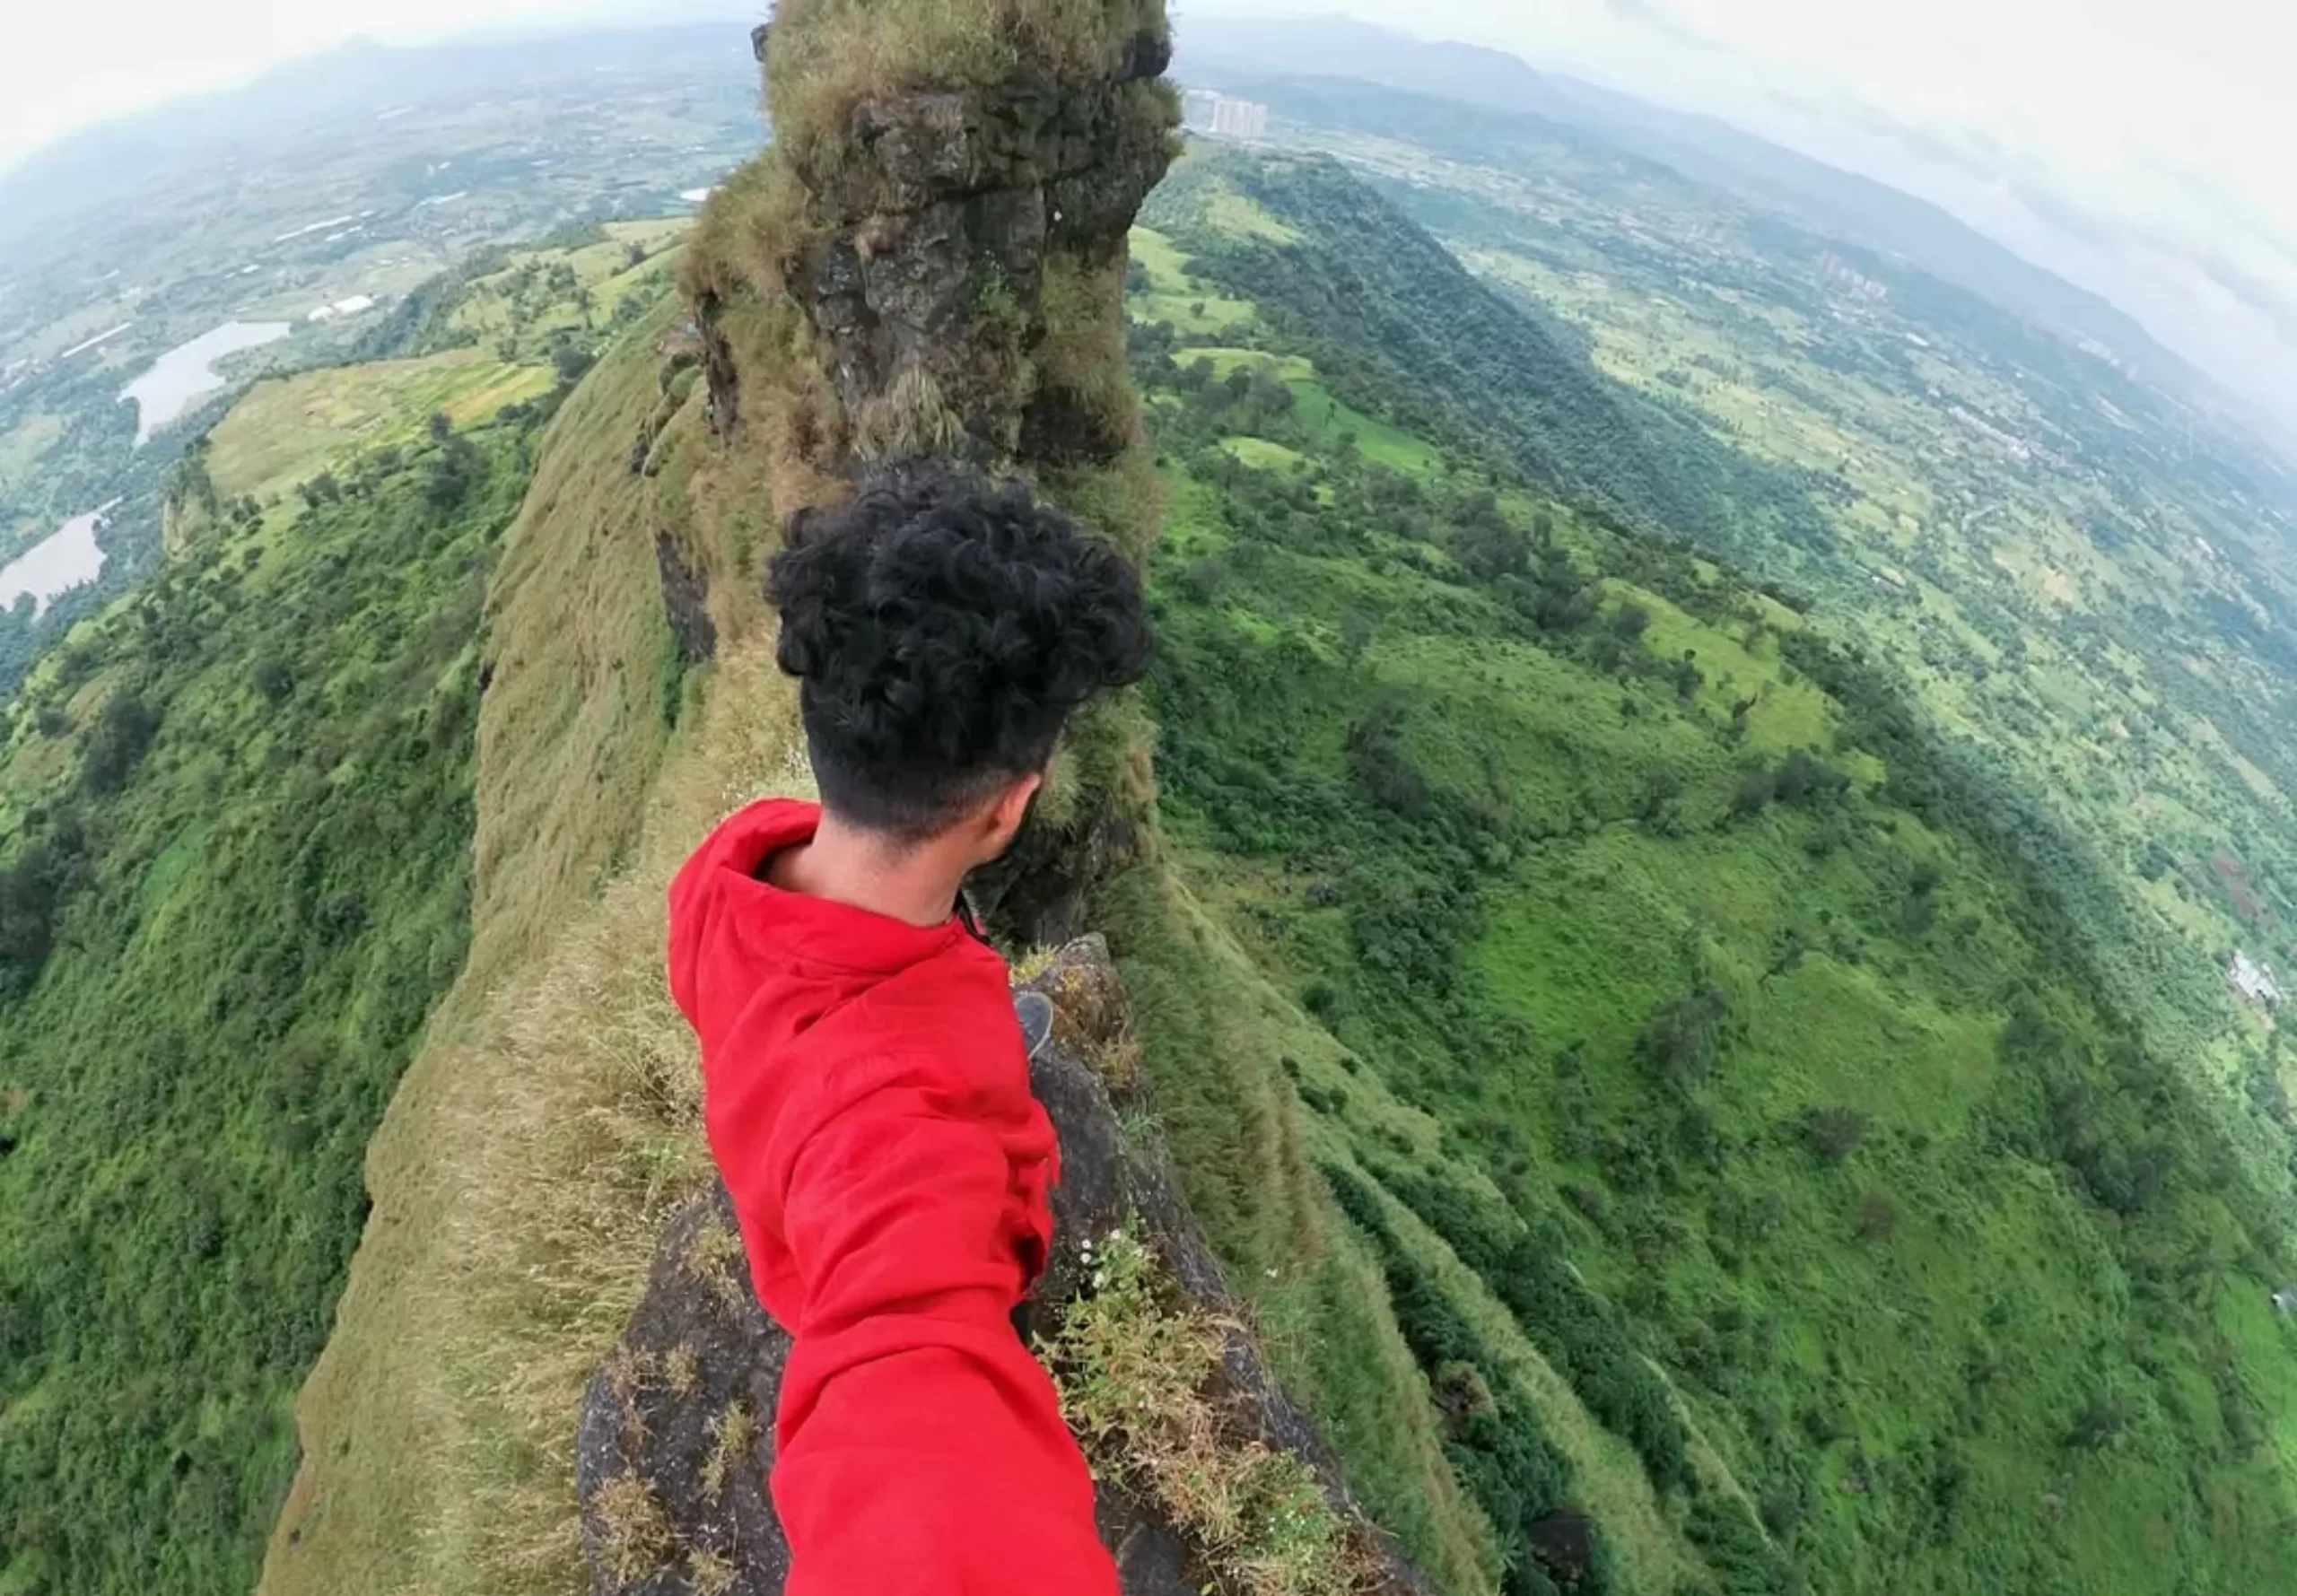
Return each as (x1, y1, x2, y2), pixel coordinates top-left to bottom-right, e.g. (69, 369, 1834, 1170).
(575, 939, 1432, 1596)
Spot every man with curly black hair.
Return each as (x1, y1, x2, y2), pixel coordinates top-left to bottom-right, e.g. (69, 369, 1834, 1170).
(668, 464, 1150, 1596)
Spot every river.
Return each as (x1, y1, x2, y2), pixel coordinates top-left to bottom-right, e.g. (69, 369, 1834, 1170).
(121, 320, 293, 445)
(1, 501, 117, 616)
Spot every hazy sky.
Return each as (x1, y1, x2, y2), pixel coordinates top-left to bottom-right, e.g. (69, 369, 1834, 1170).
(1182, 0, 2297, 429)
(8, 0, 2294, 425)
(0, 0, 730, 167)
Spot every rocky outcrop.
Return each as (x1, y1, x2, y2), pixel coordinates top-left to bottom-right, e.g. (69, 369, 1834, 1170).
(653, 534, 716, 669)
(765, 32, 1177, 472)
(575, 938, 1430, 1596)
(675, 10, 1179, 950)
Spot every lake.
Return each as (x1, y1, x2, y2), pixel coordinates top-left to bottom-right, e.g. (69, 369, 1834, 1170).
(121, 320, 292, 444)
(1, 501, 117, 616)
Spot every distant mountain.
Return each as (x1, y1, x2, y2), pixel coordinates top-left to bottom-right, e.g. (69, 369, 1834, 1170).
(1175, 14, 2197, 388)
(0, 24, 754, 244)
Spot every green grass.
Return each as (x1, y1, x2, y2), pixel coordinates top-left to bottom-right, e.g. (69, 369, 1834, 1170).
(1221, 436, 1308, 472)
(0, 226, 676, 1596)
(1130, 227, 1255, 335)
(205, 353, 552, 504)
(442, 222, 688, 362)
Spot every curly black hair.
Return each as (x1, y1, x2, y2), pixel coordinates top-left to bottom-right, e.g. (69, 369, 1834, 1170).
(767, 464, 1153, 840)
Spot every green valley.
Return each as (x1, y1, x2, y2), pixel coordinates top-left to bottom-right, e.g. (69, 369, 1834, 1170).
(1109, 157, 2297, 1594)
(5, 13, 2297, 1596)
(0, 222, 629, 1593)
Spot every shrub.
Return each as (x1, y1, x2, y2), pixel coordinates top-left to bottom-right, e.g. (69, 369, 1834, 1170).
(81, 692, 159, 794)
(1051, 1229, 1359, 1596)
(1634, 986, 1733, 1090)
(1797, 1107, 1869, 1165)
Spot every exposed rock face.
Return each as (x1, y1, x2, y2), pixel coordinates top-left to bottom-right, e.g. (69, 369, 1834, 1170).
(653, 533, 717, 668)
(770, 38, 1177, 471)
(575, 938, 1430, 1596)
(575, 1190, 790, 1596)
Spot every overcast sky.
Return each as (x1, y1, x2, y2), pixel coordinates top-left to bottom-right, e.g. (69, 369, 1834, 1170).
(1182, 0, 2297, 432)
(8, 0, 2294, 428)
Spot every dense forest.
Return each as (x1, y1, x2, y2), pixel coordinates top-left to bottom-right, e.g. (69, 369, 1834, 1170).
(0, 376, 555, 1596)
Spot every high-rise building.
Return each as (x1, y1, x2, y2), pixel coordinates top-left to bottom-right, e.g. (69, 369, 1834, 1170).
(1180, 89, 1270, 143)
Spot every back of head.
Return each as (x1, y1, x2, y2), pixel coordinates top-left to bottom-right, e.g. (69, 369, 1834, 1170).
(767, 464, 1152, 841)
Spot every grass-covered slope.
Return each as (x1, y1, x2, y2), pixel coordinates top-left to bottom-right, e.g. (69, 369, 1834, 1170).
(1108, 157, 2297, 1596)
(1148, 153, 1840, 571)
(258, 275, 798, 1596)
(0, 401, 534, 1596)
(1241, 83, 2297, 1115)
(0, 220, 684, 1596)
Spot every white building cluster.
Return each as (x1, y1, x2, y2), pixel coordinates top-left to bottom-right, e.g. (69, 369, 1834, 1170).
(1182, 90, 1271, 142)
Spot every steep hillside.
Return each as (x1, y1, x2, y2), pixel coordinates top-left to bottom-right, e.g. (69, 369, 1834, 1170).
(1111, 156, 2297, 1594)
(258, 283, 791, 1596)
(0, 223, 677, 1596)
(0, 368, 540, 1594)
(1215, 81, 2297, 1101)
(13, 18, 2297, 1596)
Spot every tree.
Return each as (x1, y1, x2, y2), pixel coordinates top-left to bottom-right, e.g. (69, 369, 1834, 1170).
(1345, 697, 1433, 821)
(1732, 767, 1777, 817)
(1635, 986, 1733, 1089)
(82, 693, 158, 794)
(0, 836, 75, 997)
(552, 340, 598, 387)
(251, 657, 294, 703)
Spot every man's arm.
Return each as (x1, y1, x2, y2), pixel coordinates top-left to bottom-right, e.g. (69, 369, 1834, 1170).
(771, 1072, 1114, 1596)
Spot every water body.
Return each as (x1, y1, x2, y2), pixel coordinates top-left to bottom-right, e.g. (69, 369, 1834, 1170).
(120, 320, 292, 445)
(0, 501, 117, 616)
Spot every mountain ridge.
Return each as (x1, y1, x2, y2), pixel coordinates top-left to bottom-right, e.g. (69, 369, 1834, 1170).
(1174, 14, 2214, 406)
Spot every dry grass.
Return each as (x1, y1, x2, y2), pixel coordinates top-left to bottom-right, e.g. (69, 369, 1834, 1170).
(1034, 252, 1141, 449)
(685, 157, 811, 309)
(682, 1214, 755, 1315)
(1052, 1230, 1364, 1596)
(590, 1474, 677, 1589)
(766, 0, 1168, 173)
(702, 1400, 761, 1503)
(259, 288, 817, 1596)
(262, 628, 814, 1596)
(460, 299, 694, 993)
(853, 363, 967, 460)
(687, 1548, 738, 1596)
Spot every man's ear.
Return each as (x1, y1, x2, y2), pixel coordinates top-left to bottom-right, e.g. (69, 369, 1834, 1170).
(983, 772, 1044, 856)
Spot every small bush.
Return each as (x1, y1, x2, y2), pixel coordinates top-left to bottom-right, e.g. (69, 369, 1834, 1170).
(1797, 1107, 1869, 1165)
(1050, 1228, 1361, 1596)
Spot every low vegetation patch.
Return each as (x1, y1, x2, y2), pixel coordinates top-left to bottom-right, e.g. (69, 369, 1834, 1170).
(1050, 1228, 1360, 1596)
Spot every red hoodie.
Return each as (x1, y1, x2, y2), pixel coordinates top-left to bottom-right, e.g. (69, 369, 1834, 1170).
(667, 798, 1114, 1596)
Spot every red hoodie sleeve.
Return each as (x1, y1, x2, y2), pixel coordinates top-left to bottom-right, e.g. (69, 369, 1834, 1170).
(770, 1056, 1114, 1596)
